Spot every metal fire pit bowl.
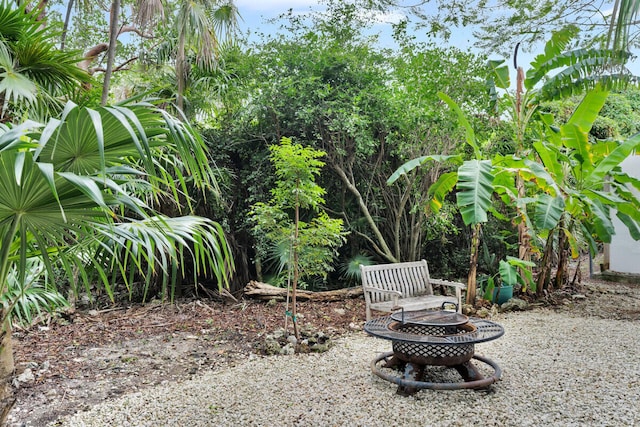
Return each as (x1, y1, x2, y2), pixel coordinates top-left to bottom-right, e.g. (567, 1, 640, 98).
(390, 321, 477, 366)
(364, 310, 504, 394)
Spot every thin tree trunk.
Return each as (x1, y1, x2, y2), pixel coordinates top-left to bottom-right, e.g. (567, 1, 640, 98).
(176, 32, 186, 112)
(101, 0, 121, 106)
(291, 185, 300, 340)
(60, 0, 75, 50)
(331, 164, 398, 263)
(466, 223, 482, 305)
(0, 307, 15, 426)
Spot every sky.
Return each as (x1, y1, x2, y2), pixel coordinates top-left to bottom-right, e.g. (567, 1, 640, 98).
(231, 0, 640, 77)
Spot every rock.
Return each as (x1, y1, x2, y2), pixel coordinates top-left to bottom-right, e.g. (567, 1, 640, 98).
(14, 368, 35, 386)
(286, 335, 298, 345)
(310, 343, 331, 353)
(333, 308, 346, 316)
(501, 298, 529, 311)
(572, 294, 587, 300)
(348, 322, 361, 331)
(476, 307, 490, 318)
(462, 304, 476, 316)
(280, 344, 295, 355)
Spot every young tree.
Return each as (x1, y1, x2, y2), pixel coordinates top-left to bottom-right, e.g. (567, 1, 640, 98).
(251, 138, 345, 339)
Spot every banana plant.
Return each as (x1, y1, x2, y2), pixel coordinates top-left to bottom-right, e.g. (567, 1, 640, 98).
(523, 86, 640, 291)
(388, 92, 499, 305)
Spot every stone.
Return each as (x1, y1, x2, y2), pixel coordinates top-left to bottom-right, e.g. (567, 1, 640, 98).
(500, 298, 529, 311)
(15, 368, 35, 385)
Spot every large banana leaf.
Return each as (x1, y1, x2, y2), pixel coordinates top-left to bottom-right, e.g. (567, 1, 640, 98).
(498, 260, 518, 286)
(534, 194, 565, 230)
(586, 132, 640, 187)
(561, 123, 593, 181)
(617, 212, 640, 240)
(456, 159, 494, 226)
(567, 85, 609, 132)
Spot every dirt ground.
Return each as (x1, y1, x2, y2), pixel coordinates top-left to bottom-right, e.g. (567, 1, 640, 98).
(8, 274, 640, 427)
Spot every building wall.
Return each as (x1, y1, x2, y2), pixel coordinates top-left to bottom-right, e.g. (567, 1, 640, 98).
(609, 155, 640, 274)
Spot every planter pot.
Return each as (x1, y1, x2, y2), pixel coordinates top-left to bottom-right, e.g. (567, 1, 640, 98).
(492, 285, 513, 305)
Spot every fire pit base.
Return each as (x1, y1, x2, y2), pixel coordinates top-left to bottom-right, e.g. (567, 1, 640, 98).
(371, 351, 502, 395)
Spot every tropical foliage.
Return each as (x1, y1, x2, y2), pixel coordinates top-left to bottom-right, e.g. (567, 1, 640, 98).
(0, 1, 89, 121)
(0, 99, 235, 419)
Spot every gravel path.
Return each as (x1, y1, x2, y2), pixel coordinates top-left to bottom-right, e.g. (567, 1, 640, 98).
(54, 309, 639, 427)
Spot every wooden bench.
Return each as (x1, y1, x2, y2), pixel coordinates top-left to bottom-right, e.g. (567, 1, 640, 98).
(360, 260, 466, 320)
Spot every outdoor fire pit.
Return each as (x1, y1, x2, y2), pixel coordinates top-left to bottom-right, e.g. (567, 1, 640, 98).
(364, 309, 504, 395)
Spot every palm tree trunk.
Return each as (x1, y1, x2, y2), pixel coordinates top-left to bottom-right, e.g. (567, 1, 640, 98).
(176, 33, 186, 112)
(101, 0, 121, 106)
(0, 307, 15, 426)
(60, 0, 75, 50)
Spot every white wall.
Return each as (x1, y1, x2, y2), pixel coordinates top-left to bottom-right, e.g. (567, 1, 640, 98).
(609, 155, 640, 274)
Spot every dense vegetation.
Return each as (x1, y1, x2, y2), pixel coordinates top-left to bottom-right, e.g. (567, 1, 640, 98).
(2, 0, 640, 421)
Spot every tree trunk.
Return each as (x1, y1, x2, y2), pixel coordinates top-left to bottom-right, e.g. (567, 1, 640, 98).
(101, 0, 121, 106)
(176, 31, 186, 113)
(60, 0, 75, 50)
(331, 164, 398, 263)
(536, 230, 555, 295)
(0, 307, 15, 426)
(291, 200, 300, 340)
(554, 225, 569, 290)
(465, 223, 482, 305)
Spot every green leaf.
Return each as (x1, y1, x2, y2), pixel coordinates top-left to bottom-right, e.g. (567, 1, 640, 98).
(387, 154, 461, 185)
(487, 59, 510, 89)
(586, 134, 640, 187)
(427, 171, 458, 212)
(617, 212, 640, 240)
(498, 260, 518, 286)
(438, 92, 480, 158)
(456, 160, 494, 225)
(561, 123, 592, 179)
(567, 85, 609, 132)
(534, 194, 565, 230)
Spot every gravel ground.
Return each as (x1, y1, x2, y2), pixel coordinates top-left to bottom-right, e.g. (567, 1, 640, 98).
(53, 309, 639, 427)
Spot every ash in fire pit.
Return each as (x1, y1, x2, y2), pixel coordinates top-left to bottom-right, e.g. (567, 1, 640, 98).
(364, 309, 504, 395)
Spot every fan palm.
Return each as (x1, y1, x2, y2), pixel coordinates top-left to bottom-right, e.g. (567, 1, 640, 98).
(0, 1, 89, 122)
(0, 100, 234, 421)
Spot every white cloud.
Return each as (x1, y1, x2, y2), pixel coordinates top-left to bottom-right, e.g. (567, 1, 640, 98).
(234, 0, 321, 12)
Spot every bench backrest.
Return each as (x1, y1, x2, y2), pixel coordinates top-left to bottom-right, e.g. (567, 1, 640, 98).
(360, 260, 433, 304)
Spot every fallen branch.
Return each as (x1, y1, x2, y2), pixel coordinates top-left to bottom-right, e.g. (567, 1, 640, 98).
(243, 281, 362, 302)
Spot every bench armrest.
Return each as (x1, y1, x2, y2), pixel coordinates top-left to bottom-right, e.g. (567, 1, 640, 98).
(430, 278, 466, 289)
